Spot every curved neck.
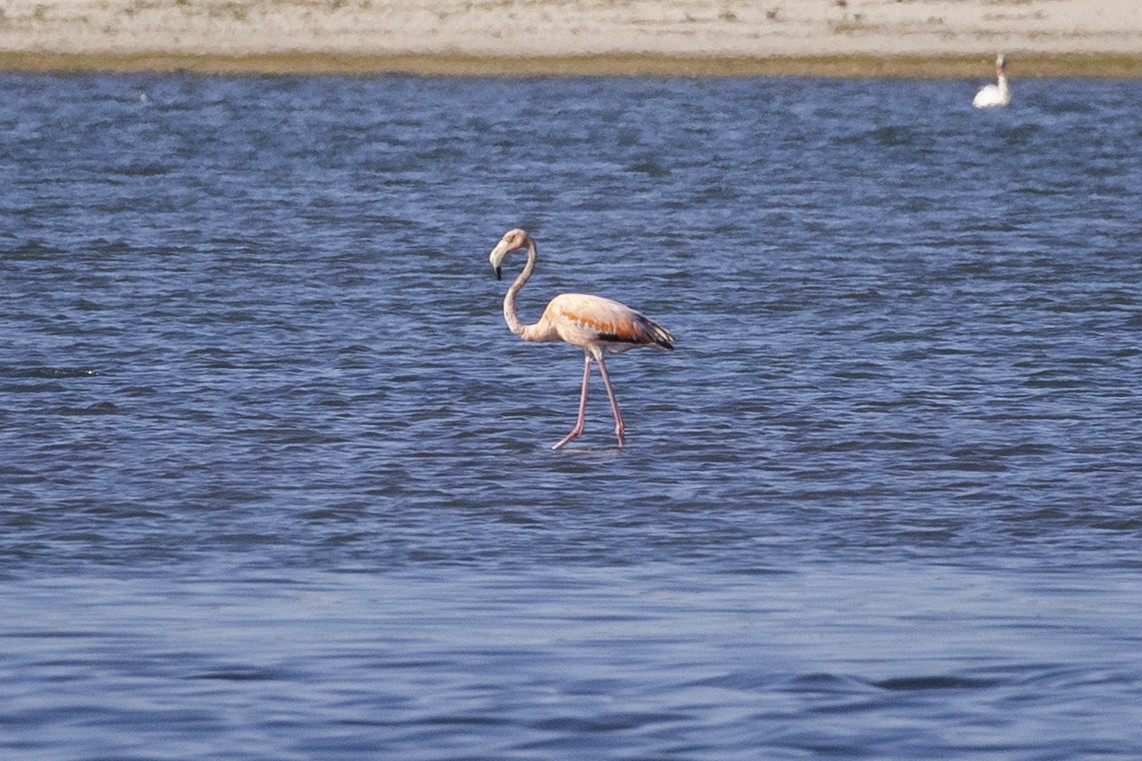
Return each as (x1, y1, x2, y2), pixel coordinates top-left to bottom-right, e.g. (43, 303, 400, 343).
(502, 238, 551, 342)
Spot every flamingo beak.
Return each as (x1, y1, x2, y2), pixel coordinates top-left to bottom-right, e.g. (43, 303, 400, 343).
(489, 239, 511, 281)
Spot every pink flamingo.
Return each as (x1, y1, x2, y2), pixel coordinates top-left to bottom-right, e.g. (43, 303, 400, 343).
(488, 228, 674, 449)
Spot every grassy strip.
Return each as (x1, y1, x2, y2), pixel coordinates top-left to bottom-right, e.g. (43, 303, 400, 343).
(0, 51, 1139, 77)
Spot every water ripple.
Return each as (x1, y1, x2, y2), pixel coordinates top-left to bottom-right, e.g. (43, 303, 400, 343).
(1, 73, 1141, 760)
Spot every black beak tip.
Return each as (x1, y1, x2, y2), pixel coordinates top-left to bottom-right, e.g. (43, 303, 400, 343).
(493, 266, 502, 281)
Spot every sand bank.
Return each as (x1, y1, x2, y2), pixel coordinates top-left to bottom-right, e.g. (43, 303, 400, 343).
(1, 0, 1140, 76)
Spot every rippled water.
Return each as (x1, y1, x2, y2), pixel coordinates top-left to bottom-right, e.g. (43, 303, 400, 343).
(2, 73, 1141, 759)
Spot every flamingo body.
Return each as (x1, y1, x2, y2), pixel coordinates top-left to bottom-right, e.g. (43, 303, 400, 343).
(540, 293, 674, 357)
(973, 54, 1010, 109)
(488, 229, 673, 449)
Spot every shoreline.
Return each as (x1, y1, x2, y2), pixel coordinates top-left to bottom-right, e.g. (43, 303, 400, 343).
(2, 51, 1141, 79)
(2, 0, 1141, 78)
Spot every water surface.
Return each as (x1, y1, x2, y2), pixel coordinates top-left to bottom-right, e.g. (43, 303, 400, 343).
(2, 73, 1141, 759)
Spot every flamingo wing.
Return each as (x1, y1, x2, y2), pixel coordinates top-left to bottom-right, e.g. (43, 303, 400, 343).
(544, 293, 674, 353)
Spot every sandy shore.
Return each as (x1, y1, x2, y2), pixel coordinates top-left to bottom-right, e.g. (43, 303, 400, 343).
(1, 0, 1140, 76)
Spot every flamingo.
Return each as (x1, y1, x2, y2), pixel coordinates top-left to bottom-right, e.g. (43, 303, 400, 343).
(488, 228, 674, 450)
(973, 54, 1010, 109)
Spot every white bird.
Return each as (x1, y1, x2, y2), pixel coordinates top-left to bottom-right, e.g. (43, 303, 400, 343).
(973, 54, 1010, 109)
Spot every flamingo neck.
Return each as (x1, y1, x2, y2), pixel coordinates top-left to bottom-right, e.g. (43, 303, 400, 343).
(503, 239, 553, 343)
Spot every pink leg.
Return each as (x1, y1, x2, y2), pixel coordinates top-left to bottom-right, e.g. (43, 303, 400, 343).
(552, 353, 592, 450)
(595, 356, 625, 448)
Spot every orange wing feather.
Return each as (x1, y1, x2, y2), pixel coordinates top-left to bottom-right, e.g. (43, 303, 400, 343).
(544, 293, 673, 352)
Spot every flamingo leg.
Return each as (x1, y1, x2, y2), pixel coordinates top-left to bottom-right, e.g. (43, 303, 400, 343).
(595, 355, 625, 448)
(552, 353, 592, 450)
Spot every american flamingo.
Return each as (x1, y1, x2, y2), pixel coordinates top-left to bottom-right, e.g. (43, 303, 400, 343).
(488, 228, 674, 450)
(973, 54, 1010, 109)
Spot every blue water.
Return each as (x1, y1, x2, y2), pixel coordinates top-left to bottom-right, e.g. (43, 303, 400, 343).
(2, 72, 1141, 759)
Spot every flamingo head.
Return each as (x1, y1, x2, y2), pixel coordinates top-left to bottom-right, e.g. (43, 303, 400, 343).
(489, 228, 531, 281)
(996, 53, 1007, 74)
